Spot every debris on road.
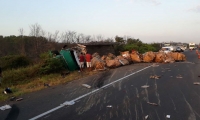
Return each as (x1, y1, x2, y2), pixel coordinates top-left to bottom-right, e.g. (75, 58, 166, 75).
(16, 98, 23, 101)
(0, 105, 11, 111)
(193, 82, 200, 85)
(44, 83, 50, 87)
(152, 63, 159, 67)
(10, 96, 16, 101)
(147, 102, 158, 106)
(145, 115, 149, 119)
(166, 115, 171, 118)
(62, 101, 75, 106)
(176, 75, 183, 79)
(106, 105, 112, 108)
(150, 75, 160, 79)
(141, 85, 150, 88)
(82, 84, 91, 88)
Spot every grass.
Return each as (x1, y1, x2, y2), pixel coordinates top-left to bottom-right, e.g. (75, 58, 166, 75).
(0, 70, 99, 101)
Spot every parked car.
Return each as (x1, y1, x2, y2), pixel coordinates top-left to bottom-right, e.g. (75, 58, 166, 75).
(175, 47, 184, 52)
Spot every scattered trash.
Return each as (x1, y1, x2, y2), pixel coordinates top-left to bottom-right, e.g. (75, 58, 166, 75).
(152, 64, 159, 67)
(82, 84, 91, 88)
(3, 87, 12, 94)
(10, 96, 16, 101)
(0, 105, 12, 111)
(145, 115, 149, 119)
(141, 85, 150, 88)
(166, 115, 170, 118)
(176, 75, 183, 79)
(147, 102, 158, 106)
(44, 83, 50, 87)
(193, 82, 200, 85)
(16, 98, 23, 101)
(150, 75, 160, 79)
(62, 101, 75, 106)
(107, 105, 112, 108)
(61, 71, 70, 78)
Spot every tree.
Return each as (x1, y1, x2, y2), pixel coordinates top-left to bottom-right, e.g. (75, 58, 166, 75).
(29, 23, 43, 37)
(96, 35, 104, 42)
(18, 28, 24, 36)
(85, 35, 91, 43)
(115, 36, 125, 43)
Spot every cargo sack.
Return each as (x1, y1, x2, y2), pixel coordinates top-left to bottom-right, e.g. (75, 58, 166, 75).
(143, 51, 155, 63)
(154, 52, 166, 63)
(101, 55, 107, 61)
(130, 52, 141, 63)
(95, 62, 105, 70)
(171, 52, 186, 61)
(114, 58, 122, 67)
(92, 52, 101, 59)
(117, 56, 129, 65)
(106, 53, 116, 60)
(106, 60, 116, 68)
(91, 57, 106, 70)
(120, 51, 132, 62)
(165, 52, 175, 63)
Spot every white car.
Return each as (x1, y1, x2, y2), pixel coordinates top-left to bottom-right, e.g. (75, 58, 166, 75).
(161, 47, 171, 53)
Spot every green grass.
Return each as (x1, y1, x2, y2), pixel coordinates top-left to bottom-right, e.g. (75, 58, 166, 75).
(0, 68, 99, 101)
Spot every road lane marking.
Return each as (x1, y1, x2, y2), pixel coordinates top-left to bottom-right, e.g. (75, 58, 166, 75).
(29, 65, 153, 120)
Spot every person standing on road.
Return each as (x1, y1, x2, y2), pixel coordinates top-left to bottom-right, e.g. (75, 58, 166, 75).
(85, 52, 92, 71)
(79, 53, 85, 72)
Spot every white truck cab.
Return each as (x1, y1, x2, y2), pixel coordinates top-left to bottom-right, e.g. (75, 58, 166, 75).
(189, 43, 195, 50)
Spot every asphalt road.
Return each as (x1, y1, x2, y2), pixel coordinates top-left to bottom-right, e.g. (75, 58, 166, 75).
(1, 50, 200, 120)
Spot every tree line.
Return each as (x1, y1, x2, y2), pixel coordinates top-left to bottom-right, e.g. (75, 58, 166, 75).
(0, 23, 161, 62)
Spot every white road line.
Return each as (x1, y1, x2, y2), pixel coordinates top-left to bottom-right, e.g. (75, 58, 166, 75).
(29, 65, 153, 120)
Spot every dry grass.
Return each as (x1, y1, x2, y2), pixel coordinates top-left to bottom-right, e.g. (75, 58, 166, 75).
(0, 70, 99, 101)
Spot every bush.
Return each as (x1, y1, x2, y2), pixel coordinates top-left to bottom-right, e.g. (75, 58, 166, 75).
(39, 52, 51, 62)
(39, 57, 66, 75)
(2, 64, 41, 85)
(0, 55, 31, 70)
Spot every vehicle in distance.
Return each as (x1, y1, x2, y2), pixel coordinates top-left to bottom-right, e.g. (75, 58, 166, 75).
(161, 47, 171, 53)
(175, 47, 184, 52)
(189, 43, 196, 50)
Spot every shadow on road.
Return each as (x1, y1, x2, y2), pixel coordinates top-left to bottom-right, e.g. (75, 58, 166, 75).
(5, 104, 20, 120)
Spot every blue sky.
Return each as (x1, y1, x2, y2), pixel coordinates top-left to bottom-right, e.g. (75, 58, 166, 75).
(1, 0, 200, 43)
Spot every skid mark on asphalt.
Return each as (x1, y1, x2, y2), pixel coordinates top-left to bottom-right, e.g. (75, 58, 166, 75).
(180, 89, 196, 120)
(155, 110, 161, 120)
(108, 69, 117, 83)
(140, 102, 144, 116)
(135, 104, 138, 120)
(169, 97, 176, 110)
(154, 80, 161, 106)
(194, 110, 200, 118)
(135, 88, 139, 98)
(118, 72, 128, 91)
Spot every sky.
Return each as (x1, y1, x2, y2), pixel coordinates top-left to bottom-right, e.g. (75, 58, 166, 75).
(1, 0, 200, 43)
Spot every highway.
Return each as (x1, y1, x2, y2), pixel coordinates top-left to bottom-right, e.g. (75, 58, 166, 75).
(1, 50, 200, 120)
